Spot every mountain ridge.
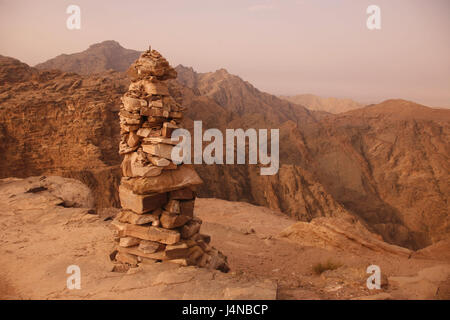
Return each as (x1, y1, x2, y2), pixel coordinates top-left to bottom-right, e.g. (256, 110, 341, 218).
(1, 42, 449, 250)
(34, 40, 142, 75)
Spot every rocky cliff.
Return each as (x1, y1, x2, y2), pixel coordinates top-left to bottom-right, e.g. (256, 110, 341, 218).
(1, 43, 448, 251)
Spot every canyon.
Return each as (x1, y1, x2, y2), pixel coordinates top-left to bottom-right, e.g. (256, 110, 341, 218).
(0, 40, 449, 255)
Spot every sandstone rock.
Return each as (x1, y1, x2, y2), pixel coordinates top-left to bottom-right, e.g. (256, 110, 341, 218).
(120, 116, 141, 126)
(169, 111, 183, 119)
(141, 107, 169, 118)
(164, 199, 180, 214)
(206, 248, 229, 273)
(142, 143, 174, 160)
(121, 164, 203, 194)
(181, 218, 202, 239)
(119, 236, 140, 247)
(143, 136, 181, 145)
(136, 128, 152, 138)
(111, 220, 127, 232)
(123, 224, 180, 244)
(148, 156, 171, 167)
(150, 99, 163, 108)
(191, 233, 211, 244)
(119, 184, 167, 214)
(188, 245, 204, 263)
(180, 200, 195, 217)
(118, 245, 166, 260)
(160, 211, 192, 229)
(143, 81, 169, 96)
(121, 123, 141, 133)
(170, 188, 195, 200)
(121, 152, 163, 177)
(161, 122, 178, 138)
(162, 162, 178, 170)
(121, 95, 147, 112)
(115, 252, 139, 266)
(165, 242, 190, 259)
(139, 240, 164, 253)
(120, 109, 141, 120)
(127, 131, 140, 148)
(111, 46, 228, 273)
(116, 209, 161, 224)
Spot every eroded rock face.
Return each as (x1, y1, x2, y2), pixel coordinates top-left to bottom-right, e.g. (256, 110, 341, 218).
(0, 175, 94, 209)
(1, 49, 449, 250)
(0, 55, 127, 208)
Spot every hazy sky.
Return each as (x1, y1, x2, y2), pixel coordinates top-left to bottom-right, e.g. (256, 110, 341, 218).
(1, 0, 449, 108)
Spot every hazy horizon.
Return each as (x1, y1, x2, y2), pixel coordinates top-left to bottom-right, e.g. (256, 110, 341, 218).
(1, 0, 449, 108)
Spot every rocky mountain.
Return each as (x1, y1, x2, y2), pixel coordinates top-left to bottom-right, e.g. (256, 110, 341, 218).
(279, 93, 364, 114)
(35, 40, 141, 74)
(0, 54, 127, 207)
(0, 43, 449, 252)
(174, 65, 450, 250)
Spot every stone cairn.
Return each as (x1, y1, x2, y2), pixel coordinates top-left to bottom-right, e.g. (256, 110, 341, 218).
(111, 47, 229, 273)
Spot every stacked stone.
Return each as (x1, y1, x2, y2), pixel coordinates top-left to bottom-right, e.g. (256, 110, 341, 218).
(111, 47, 228, 272)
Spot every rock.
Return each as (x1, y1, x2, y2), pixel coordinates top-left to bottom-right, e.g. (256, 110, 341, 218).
(148, 156, 171, 167)
(115, 252, 139, 266)
(121, 95, 147, 112)
(181, 218, 202, 239)
(165, 242, 190, 259)
(121, 152, 163, 177)
(180, 200, 195, 217)
(116, 209, 161, 224)
(127, 131, 140, 148)
(161, 122, 178, 138)
(191, 233, 211, 244)
(143, 136, 181, 146)
(160, 211, 192, 229)
(121, 164, 203, 194)
(139, 240, 164, 253)
(119, 184, 167, 214)
(142, 143, 174, 160)
(118, 245, 166, 260)
(123, 224, 180, 244)
(164, 199, 180, 214)
(112, 46, 228, 273)
(205, 248, 229, 272)
(119, 236, 140, 247)
(143, 81, 169, 95)
(169, 188, 194, 200)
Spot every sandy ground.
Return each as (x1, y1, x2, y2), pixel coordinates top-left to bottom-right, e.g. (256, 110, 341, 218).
(0, 176, 449, 299)
(196, 198, 450, 299)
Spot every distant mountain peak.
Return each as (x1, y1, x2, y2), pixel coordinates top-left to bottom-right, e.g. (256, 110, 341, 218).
(88, 40, 123, 49)
(35, 40, 141, 75)
(215, 68, 229, 75)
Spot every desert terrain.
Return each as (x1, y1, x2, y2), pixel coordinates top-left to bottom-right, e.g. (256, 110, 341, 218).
(0, 176, 449, 300)
(0, 41, 449, 300)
